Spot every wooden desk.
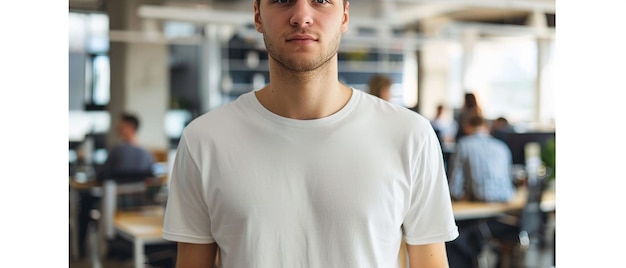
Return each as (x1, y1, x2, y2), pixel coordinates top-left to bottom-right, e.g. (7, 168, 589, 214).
(452, 187, 556, 221)
(114, 206, 173, 268)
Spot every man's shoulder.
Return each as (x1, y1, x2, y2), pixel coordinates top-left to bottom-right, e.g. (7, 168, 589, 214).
(482, 134, 509, 147)
(114, 143, 153, 157)
(181, 93, 255, 143)
(459, 134, 510, 151)
(355, 89, 429, 124)
(186, 93, 252, 129)
(110, 142, 137, 153)
(455, 134, 486, 147)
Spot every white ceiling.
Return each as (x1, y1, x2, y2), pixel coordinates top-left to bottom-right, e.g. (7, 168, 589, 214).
(70, 0, 555, 46)
(70, 0, 555, 26)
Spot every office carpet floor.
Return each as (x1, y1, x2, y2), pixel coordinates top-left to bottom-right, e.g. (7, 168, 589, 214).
(70, 213, 556, 268)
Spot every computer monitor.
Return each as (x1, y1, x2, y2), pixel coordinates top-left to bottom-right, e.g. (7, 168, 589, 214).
(503, 131, 556, 165)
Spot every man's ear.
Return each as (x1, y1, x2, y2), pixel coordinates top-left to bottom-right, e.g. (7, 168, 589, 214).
(341, 1, 350, 32)
(254, 1, 263, 33)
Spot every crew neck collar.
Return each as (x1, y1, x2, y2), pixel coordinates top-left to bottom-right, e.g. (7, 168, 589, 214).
(245, 88, 360, 128)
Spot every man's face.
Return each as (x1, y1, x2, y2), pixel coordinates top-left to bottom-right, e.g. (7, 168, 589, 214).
(117, 121, 134, 139)
(254, 0, 349, 73)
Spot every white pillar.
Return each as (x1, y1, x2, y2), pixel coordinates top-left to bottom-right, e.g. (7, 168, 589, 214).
(419, 40, 454, 118)
(527, 9, 551, 126)
(107, 0, 169, 152)
(461, 29, 479, 93)
(536, 37, 554, 126)
(417, 16, 456, 118)
(199, 24, 224, 113)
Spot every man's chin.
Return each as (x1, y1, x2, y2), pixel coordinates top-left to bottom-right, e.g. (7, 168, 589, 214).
(274, 58, 320, 73)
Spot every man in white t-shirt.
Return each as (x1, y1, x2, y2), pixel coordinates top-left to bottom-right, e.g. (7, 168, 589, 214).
(162, 1, 459, 267)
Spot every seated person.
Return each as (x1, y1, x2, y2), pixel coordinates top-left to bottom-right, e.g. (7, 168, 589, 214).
(430, 104, 458, 144)
(100, 112, 161, 212)
(490, 116, 515, 143)
(446, 115, 517, 267)
(77, 112, 157, 259)
(97, 112, 156, 183)
(448, 115, 515, 202)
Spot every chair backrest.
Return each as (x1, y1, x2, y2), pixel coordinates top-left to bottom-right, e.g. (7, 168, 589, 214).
(517, 177, 546, 248)
(101, 180, 118, 240)
(99, 169, 155, 183)
(97, 179, 149, 259)
(101, 180, 148, 236)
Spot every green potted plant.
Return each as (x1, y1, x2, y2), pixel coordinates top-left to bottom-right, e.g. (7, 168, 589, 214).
(541, 138, 556, 187)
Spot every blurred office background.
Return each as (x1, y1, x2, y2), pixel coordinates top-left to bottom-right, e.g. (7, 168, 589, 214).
(68, 0, 555, 169)
(67, 1, 556, 267)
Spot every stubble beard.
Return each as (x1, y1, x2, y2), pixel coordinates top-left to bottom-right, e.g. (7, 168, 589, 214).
(263, 32, 342, 73)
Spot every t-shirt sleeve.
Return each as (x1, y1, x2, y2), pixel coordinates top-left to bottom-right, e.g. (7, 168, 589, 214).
(162, 132, 215, 244)
(402, 126, 459, 245)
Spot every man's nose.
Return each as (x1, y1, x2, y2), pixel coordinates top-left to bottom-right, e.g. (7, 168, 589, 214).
(289, 1, 314, 27)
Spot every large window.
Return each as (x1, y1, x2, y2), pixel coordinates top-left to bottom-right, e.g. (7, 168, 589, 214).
(456, 36, 555, 129)
(466, 37, 538, 124)
(69, 12, 111, 164)
(69, 12, 110, 110)
(86, 54, 110, 107)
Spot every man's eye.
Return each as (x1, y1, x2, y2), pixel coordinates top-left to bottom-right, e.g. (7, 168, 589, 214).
(272, 0, 329, 4)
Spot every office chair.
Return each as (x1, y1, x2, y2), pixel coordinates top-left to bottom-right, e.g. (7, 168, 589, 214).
(94, 170, 178, 268)
(479, 172, 549, 268)
(96, 170, 159, 259)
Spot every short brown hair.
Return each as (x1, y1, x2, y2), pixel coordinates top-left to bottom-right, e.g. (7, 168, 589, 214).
(367, 74, 392, 98)
(466, 115, 485, 128)
(121, 112, 140, 131)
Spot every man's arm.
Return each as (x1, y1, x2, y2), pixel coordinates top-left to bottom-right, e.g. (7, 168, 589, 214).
(407, 242, 450, 268)
(176, 242, 218, 268)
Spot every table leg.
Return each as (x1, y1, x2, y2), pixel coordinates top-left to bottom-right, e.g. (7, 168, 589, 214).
(69, 188, 80, 260)
(134, 238, 145, 268)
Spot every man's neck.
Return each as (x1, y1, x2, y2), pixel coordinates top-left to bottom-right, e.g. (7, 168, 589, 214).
(255, 58, 352, 120)
(470, 126, 490, 136)
(123, 136, 138, 146)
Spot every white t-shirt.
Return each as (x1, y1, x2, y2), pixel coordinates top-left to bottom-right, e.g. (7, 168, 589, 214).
(163, 88, 459, 267)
